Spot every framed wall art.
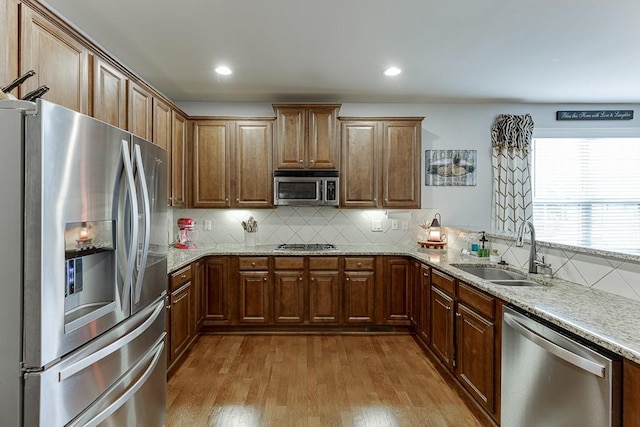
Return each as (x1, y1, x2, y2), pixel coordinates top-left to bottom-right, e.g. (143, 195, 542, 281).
(425, 149, 477, 186)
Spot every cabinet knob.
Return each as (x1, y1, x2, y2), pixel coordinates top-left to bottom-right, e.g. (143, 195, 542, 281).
(225, 198, 229, 202)
(374, 198, 378, 202)
(384, 198, 388, 203)
(455, 312, 461, 317)
(181, 274, 187, 279)
(299, 159, 304, 163)
(251, 262, 256, 267)
(311, 277, 315, 281)
(263, 277, 267, 281)
(445, 306, 451, 311)
(346, 277, 350, 281)
(357, 262, 362, 267)
(423, 273, 428, 277)
(310, 159, 315, 164)
(298, 277, 303, 281)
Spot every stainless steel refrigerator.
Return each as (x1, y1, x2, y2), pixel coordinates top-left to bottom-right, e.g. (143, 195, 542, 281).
(0, 99, 168, 426)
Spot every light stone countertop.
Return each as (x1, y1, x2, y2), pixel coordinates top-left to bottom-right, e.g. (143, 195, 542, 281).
(167, 243, 640, 364)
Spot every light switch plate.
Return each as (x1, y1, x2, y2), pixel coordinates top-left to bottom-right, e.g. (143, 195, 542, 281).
(371, 219, 382, 232)
(203, 220, 212, 231)
(401, 221, 408, 230)
(391, 219, 398, 230)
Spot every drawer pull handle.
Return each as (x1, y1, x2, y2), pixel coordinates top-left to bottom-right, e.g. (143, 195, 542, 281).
(181, 274, 187, 279)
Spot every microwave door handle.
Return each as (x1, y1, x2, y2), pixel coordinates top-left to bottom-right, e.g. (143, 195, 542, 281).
(133, 144, 151, 305)
(120, 140, 138, 312)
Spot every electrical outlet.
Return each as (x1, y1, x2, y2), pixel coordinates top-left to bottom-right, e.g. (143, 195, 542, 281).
(203, 220, 212, 231)
(401, 221, 408, 230)
(391, 219, 398, 230)
(371, 219, 382, 232)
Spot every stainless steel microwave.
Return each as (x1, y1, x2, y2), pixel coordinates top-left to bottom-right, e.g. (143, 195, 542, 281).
(273, 170, 339, 206)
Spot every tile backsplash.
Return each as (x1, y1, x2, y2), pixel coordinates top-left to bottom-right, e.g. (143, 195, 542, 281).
(168, 209, 640, 303)
(446, 228, 640, 303)
(170, 207, 440, 246)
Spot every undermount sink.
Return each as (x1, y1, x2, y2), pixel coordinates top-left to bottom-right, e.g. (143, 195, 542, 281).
(454, 265, 541, 287)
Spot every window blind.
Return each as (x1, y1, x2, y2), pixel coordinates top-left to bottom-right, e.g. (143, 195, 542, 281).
(532, 137, 640, 254)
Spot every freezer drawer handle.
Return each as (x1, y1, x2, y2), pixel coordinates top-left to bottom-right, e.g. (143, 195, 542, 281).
(68, 340, 165, 427)
(504, 312, 606, 378)
(58, 300, 164, 381)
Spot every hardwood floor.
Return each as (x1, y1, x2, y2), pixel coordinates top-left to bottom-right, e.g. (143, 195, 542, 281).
(167, 335, 491, 427)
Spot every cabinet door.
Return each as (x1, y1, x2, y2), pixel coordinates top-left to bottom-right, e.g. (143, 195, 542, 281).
(343, 271, 375, 324)
(21, 5, 89, 113)
(341, 121, 380, 207)
(0, 0, 19, 97)
(127, 80, 152, 140)
(93, 57, 127, 128)
(170, 111, 187, 207)
(418, 265, 431, 344)
(204, 257, 230, 324)
(309, 271, 340, 323)
(624, 359, 640, 427)
(382, 121, 421, 208)
(152, 97, 171, 151)
(274, 107, 305, 169)
(455, 303, 495, 414)
(383, 258, 411, 324)
(409, 261, 421, 328)
(431, 286, 455, 370)
(239, 271, 270, 323)
(192, 120, 231, 208)
(170, 283, 194, 361)
(274, 271, 305, 323)
(307, 106, 339, 169)
(235, 120, 273, 208)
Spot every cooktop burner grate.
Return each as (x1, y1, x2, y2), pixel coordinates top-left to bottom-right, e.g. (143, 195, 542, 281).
(275, 243, 338, 251)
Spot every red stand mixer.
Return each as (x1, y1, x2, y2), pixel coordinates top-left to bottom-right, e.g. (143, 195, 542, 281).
(174, 218, 197, 249)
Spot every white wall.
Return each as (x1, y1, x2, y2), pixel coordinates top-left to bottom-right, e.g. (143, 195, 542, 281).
(178, 101, 640, 230)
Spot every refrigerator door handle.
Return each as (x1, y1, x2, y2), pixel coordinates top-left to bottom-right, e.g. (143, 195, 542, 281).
(58, 300, 164, 382)
(503, 312, 606, 378)
(120, 139, 138, 312)
(67, 340, 165, 427)
(133, 144, 151, 305)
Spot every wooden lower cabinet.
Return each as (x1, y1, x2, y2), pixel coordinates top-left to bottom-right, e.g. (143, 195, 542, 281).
(168, 265, 196, 369)
(624, 359, 640, 427)
(418, 264, 431, 344)
(239, 271, 271, 323)
(455, 303, 495, 414)
(274, 270, 305, 323)
(343, 271, 375, 323)
(203, 257, 231, 325)
(309, 270, 340, 323)
(430, 286, 455, 370)
(383, 257, 411, 324)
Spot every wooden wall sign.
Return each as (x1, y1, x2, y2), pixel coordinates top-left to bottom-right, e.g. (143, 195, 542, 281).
(556, 110, 634, 121)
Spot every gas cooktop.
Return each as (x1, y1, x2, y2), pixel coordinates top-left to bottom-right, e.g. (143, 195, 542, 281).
(275, 243, 338, 252)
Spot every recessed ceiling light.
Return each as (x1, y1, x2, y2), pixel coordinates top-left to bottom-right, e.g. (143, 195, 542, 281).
(215, 66, 232, 75)
(384, 67, 402, 77)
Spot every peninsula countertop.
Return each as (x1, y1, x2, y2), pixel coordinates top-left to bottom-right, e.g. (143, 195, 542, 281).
(167, 243, 640, 364)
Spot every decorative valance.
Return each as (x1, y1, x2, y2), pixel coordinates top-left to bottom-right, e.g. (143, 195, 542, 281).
(490, 114, 534, 153)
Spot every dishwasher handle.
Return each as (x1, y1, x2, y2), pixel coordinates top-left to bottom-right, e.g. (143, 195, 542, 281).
(503, 312, 606, 378)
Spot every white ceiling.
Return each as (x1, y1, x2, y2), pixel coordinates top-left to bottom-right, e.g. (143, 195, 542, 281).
(43, 0, 640, 104)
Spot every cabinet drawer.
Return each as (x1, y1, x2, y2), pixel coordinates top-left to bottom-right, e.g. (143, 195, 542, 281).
(458, 281, 495, 320)
(239, 257, 269, 270)
(170, 265, 192, 291)
(345, 257, 375, 270)
(309, 257, 339, 270)
(274, 257, 304, 270)
(431, 269, 455, 296)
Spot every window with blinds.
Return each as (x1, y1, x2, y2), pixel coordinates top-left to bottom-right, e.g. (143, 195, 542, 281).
(532, 137, 640, 254)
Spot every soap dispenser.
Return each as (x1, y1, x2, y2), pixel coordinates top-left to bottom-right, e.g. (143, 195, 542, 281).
(478, 231, 490, 258)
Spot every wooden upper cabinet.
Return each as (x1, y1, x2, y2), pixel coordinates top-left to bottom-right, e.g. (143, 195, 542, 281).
(93, 57, 127, 128)
(127, 80, 152, 140)
(234, 120, 273, 208)
(152, 97, 172, 150)
(273, 104, 340, 170)
(0, 0, 19, 97)
(191, 120, 231, 208)
(341, 120, 380, 207)
(170, 111, 187, 207)
(20, 4, 89, 113)
(340, 117, 422, 209)
(383, 120, 421, 208)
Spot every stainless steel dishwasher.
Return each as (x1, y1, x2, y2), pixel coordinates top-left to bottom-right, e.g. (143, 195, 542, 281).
(501, 306, 621, 427)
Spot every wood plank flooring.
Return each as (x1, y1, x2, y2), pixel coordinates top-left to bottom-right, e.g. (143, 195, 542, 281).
(167, 335, 491, 427)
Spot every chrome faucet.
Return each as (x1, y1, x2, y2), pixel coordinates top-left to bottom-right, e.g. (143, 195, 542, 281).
(516, 220, 538, 273)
